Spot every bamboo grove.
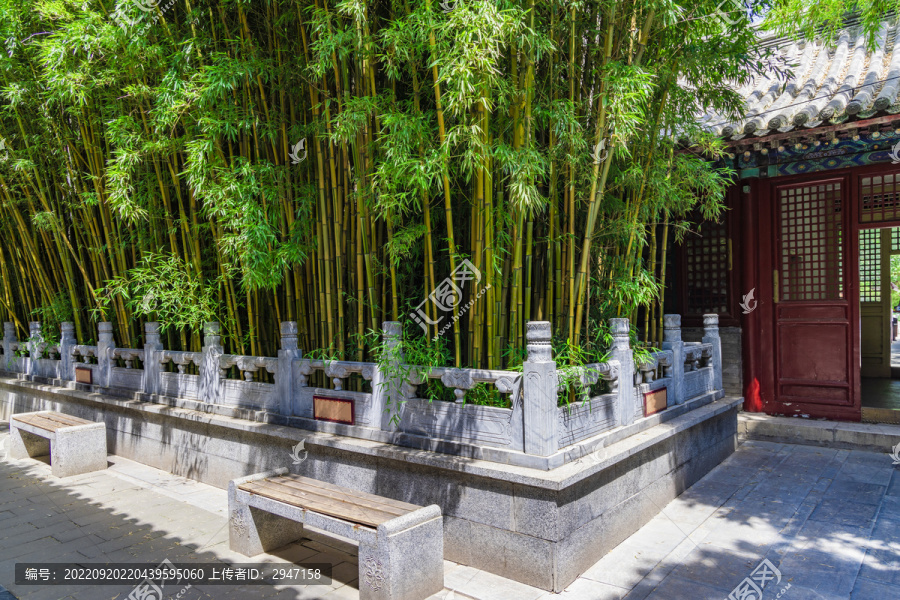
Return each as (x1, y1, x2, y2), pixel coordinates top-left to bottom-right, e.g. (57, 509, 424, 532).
(0, 0, 775, 367)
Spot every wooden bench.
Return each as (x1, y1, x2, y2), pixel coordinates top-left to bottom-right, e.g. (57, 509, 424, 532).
(9, 411, 107, 477)
(228, 468, 443, 600)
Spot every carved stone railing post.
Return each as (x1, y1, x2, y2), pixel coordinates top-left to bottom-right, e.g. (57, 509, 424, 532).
(26, 321, 43, 376)
(373, 322, 403, 431)
(662, 314, 685, 405)
(97, 322, 115, 388)
(142, 322, 164, 397)
(2, 322, 15, 369)
(609, 318, 637, 425)
(58, 322, 76, 380)
(703, 314, 723, 394)
(199, 322, 225, 406)
(523, 321, 559, 456)
(278, 322, 302, 416)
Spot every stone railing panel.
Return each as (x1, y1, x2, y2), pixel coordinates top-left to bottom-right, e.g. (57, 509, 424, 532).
(1, 315, 724, 462)
(558, 392, 618, 448)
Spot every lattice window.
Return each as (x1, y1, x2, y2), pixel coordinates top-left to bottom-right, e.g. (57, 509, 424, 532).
(685, 221, 728, 314)
(859, 229, 881, 302)
(892, 227, 900, 252)
(861, 173, 900, 223)
(778, 182, 843, 301)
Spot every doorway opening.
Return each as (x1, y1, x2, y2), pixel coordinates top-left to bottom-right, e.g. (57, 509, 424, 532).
(859, 226, 900, 422)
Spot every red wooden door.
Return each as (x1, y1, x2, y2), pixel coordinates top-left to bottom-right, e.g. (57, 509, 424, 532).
(770, 177, 860, 420)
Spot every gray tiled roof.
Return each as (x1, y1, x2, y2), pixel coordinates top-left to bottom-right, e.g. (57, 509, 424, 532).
(707, 18, 900, 140)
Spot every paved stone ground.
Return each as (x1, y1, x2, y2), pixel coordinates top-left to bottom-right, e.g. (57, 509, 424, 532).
(3, 423, 900, 599)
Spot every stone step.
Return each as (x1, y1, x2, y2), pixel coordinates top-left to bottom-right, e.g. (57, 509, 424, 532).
(738, 411, 900, 453)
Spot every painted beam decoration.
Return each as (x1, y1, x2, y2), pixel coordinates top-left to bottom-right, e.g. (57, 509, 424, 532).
(694, 16, 900, 178)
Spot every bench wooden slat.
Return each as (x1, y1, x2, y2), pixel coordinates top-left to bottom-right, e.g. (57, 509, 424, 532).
(13, 411, 93, 432)
(41, 412, 92, 426)
(268, 475, 421, 515)
(13, 414, 68, 432)
(264, 477, 410, 521)
(239, 479, 401, 528)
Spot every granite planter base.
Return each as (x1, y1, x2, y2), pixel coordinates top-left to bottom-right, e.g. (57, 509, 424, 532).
(0, 375, 741, 592)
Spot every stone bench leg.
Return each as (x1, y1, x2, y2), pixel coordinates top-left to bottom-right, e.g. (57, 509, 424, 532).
(228, 468, 305, 557)
(359, 505, 444, 600)
(8, 425, 50, 460)
(52, 423, 108, 478)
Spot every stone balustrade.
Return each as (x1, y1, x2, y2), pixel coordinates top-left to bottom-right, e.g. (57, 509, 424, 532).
(0, 313, 724, 462)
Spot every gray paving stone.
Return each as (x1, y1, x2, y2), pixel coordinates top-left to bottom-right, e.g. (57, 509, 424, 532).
(886, 470, 900, 496)
(638, 574, 727, 600)
(767, 584, 844, 600)
(581, 518, 688, 589)
(670, 545, 770, 592)
(858, 543, 900, 586)
(852, 576, 900, 599)
(778, 546, 865, 597)
(555, 578, 629, 600)
(807, 498, 880, 527)
(825, 479, 887, 505)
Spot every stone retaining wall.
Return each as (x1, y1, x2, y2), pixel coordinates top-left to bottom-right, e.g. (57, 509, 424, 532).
(0, 376, 741, 592)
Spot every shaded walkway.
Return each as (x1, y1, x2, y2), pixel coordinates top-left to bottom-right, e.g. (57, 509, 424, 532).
(439, 441, 900, 600)
(0, 423, 362, 599)
(4, 423, 900, 599)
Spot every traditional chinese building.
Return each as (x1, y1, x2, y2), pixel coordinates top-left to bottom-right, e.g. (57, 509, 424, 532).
(673, 17, 900, 422)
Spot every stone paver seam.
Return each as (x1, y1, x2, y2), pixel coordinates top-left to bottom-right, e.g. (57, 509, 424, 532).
(1, 460, 115, 563)
(663, 441, 796, 548)
(639, 443, 801, 597)
(852, 466, 895, 589)
(3, 444, 232, 575)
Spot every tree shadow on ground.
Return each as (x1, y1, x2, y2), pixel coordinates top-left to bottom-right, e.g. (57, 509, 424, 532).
(0, 426, 359, 600)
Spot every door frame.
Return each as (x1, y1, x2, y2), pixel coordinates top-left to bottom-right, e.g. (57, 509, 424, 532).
(749, 162, 900, 420)
(753, 171, 852, 419)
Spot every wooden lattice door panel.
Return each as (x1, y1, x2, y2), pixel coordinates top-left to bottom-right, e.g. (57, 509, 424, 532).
(860, 228, 892, 378)
(777, 182, 843, 302)
(773, 178, 853, 409)
(861, 172, 900, 224)
(685, 221, 729, 315)
(859, 229, 881, 302)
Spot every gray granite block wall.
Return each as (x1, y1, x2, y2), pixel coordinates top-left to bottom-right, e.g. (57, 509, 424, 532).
(0, 378, 740, 591)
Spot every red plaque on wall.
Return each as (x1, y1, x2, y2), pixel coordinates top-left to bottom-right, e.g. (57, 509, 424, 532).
(313, 396, 354, 425)
(643, 388, 667, 417)
(74, 366, 93, 385)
